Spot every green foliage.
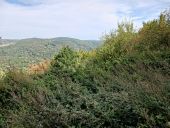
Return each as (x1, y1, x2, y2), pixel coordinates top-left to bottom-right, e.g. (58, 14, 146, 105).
(135, 11, 170, 53)
(51, 46, 79, 75)
(0, 68, 5, 79)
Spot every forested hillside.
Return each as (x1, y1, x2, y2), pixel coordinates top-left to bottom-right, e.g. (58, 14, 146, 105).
(0, 11, 170, 127)
(0, 37, 101, 69)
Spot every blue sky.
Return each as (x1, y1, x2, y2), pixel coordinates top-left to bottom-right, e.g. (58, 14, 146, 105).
(5, 0, 42, 6)
(0, 0, 169, 39)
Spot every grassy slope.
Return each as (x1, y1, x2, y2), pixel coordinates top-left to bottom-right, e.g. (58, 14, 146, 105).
(0, 13, 170, 127)
(0, 37, 101, 69)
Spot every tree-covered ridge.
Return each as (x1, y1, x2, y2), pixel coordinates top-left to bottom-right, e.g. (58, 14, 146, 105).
(0, 11, 170, 127)
(0, 37, 101, 69)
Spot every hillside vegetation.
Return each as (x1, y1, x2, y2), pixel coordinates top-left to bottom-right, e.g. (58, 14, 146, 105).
(0, 37, 101, 69)
(0, 11, 170, 127)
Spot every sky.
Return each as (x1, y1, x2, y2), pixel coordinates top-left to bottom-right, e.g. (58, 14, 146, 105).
(0, 0, 169, 40)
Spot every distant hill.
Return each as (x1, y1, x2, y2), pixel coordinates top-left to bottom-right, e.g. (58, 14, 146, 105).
(0, 37, 101, 69)
(0, 39, 18, 45)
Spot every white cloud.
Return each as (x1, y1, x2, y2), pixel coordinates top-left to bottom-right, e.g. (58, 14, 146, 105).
(0, 0, 169, 39)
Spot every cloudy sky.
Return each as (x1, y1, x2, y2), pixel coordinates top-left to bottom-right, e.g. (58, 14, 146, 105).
(0, 0, 169, 39)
